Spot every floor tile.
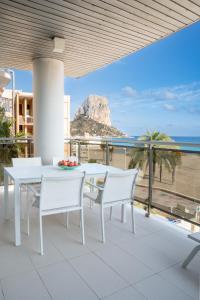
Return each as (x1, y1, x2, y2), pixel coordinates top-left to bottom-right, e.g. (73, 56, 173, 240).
(94, 244, 154, 284)
(114, 235, 178, 272)
(135, 274, 194, 300)
(104, 286, 147, 300)
(135, 232, 190, 262)
(0, 187, 199, 300)
(30, 246, 64, 269)
(159, 262, 199, 299)
(1, 270, 51, 300)
(23, 231, 65, 269)
(0, 245, 33, 279)
(70, 253, 127, 298)
(50, 227, 90, 260)
(37, 215, 90, 260)
(0, 221, 14, 247)
(38, 260, 98, 300)
(187, 254, 200, 275)
(85, 232, 114, 252)
(0, 286, 4, 300)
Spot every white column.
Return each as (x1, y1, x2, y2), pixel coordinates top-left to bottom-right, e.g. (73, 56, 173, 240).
(33, 58, 64, 164)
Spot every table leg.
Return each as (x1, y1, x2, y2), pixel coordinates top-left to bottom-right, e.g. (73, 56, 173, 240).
(14, 180, 21, 246)
(90, 177, 95, 192)
(182, 245, 200, 268)
(4, 170, 9, 220)
(121, 204, 127, 223)
(89, 177, 95, 208)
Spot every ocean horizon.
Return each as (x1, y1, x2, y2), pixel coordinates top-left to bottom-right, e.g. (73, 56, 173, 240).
(112, 136, 200, 152)
(131, 136, 200, 142)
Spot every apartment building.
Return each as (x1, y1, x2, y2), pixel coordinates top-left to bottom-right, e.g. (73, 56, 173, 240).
(15, 92, 34, 136)
(0, 89, 70, 138)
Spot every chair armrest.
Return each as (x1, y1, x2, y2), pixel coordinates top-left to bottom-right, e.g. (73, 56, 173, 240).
(86, 181, 104, 191)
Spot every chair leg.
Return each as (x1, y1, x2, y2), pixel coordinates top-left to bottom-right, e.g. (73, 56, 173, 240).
(182, 245, 200, 268)
(26, 188, 32, 236)
(64, 212, 69, 229)
(90, 199, 93, 209)
(89, 177, 94, 208)
(131, 202, 135, 233)
(80, 209, 85, 245)
(100, 205, 105, 243)
(121, 204, 126, 223)
(109, 206, 112, 220)
(20, 187, 25, 220)
(39, 214, 44, 256)
(27, 200, 31, 236)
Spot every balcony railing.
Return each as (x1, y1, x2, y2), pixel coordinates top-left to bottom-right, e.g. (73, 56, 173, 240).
(18, 115, 25, 125)
(0, 137, 200, 227)
(66, 137, 200, 228)
(26, 116, 33, 124)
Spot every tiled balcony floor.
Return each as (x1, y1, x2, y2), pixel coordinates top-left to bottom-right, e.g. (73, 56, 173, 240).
(0, 189, 199, 300)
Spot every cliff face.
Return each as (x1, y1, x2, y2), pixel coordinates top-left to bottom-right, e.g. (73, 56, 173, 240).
(75, 95, 111, 126)
(71, 115, 125, 137)
(72, 94, 125, 137)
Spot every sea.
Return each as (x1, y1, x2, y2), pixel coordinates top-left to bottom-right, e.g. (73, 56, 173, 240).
(171, 136, 200, 151)
(110, 136, 200, 152)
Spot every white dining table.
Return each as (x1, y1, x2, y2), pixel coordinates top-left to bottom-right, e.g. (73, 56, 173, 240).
(4, 163, 125, 246)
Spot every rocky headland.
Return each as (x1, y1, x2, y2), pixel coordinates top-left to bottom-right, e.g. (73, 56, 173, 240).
(71, 95, 125, 137)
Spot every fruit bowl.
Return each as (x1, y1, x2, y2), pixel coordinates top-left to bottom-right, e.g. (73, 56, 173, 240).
(58, 159, 80, 170)
(59, 165, 80, 170)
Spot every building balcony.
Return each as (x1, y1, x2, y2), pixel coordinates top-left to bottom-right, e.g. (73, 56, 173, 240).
(18, 115, 33, 126)
(26, 116, 33, 125)
(18, 115, 25, 125)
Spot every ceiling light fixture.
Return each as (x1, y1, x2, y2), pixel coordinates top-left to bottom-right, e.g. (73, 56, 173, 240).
(52, 37, 65, 53)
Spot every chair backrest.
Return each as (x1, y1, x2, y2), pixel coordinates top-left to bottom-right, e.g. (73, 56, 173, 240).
(52, 156, 78, 166)
(12, 157, 42, 167)
(40, 172, 85, 211)
(101, 169, 138, 204)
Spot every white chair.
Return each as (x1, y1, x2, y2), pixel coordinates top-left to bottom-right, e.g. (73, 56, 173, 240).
(12, 157, 42, 219)
(52, 156, 80, 227)
(52, 156, 78, 166)
(27, 172, 86, 255)
(84, 169, 138, 243)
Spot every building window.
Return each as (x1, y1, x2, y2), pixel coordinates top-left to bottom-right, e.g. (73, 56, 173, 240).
(19, 103, 23, 115)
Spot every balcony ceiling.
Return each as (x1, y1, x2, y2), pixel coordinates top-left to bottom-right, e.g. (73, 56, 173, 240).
(0, 0, 200, 77)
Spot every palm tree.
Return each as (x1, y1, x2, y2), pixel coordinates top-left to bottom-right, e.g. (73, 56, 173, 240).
(128, 130, 182, 183)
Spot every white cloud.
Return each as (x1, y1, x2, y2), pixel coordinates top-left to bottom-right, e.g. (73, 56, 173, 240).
(122, 86, 137, 97)
(163, 103, 175, 111)
(114, 81, 200, 112)
(164, 90, 177, 100)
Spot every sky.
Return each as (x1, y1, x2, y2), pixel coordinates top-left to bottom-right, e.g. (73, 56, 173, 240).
(12, 20, 200, 137)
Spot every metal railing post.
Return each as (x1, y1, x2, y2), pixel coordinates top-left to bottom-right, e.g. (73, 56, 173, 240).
(28, 138, 32, 157)
(146, 144, 153, 217)
(106, 142, 109, 165)
(78, 141, 81, 163)
(69, 140, 72, 156)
